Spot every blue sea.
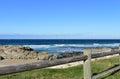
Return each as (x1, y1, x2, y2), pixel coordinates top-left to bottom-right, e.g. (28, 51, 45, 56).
(0, 39, 120, 54)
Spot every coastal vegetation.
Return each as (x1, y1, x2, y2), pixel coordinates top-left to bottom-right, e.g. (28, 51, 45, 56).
(0, 56, 119, 79)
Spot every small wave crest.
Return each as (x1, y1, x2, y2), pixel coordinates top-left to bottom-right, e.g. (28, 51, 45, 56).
(24, 43, 120, 54)
(24, 45, 51, 49)
(25, 43, 120, 49)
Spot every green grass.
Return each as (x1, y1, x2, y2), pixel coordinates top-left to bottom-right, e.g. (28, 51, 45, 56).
(0, 56, 120, 79)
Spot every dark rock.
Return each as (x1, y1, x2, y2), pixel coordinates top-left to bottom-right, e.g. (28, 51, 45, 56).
(19, 46, 33, 51)
(0, 56, 4, 60)
(60, 52, 83, 58)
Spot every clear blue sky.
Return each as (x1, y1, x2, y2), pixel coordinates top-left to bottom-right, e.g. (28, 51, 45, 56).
(0, 0, 120, 39)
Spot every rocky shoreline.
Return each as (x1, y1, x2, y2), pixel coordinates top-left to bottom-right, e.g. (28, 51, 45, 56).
(0, 45, 119, 60)
(0, 45, 120, 68)
(59, 47, 119, 58)
(0, 45, 57, 60)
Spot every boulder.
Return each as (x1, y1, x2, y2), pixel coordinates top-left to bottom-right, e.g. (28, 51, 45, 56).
(37, 52, 49, 60)
(49, 54, 58, 60)
(36, 52, 58, 60)
(0, 45, 57, 60)
(60, 52, 83, 58)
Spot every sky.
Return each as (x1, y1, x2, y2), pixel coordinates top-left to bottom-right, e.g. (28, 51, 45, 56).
(0, 0, 120, 39)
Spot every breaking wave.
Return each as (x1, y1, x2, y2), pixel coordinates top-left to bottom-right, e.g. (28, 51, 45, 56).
(24, 43, 120, 54)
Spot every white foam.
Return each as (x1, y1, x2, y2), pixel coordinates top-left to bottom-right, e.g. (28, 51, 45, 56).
(24, 43, 120, 53)
(54, 44, 66, 47)
(25, 43, 120, 49)
(24, 45, 51, 49)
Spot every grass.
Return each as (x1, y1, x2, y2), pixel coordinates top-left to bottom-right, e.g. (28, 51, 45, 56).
(0, 56, 120, 79)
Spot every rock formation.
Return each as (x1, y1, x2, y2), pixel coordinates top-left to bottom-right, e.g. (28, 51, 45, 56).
(0, 45, 57, 60)
(92, 47, 112, 53)
(60, 52, 83, 58)
(59, 47, 115, 58)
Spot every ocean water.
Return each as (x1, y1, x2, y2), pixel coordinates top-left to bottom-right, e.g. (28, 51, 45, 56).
(0, 39, 120, 54)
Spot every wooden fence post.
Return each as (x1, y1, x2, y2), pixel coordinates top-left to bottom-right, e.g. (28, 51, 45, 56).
(84, 48, 92, 79)
(119, 46, 120, 65)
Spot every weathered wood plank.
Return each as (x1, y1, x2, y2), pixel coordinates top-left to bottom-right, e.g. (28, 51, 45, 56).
(83, 48, 92, 79)
(0, 55, 87, 75)
(92, 50, 120, 59)
(92, 65, 120, 79)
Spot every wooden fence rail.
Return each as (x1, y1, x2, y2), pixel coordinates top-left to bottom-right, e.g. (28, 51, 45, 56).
(0, 48, 120, 79)
(92, 65, 120, 79)
(0, 55, 87, 75)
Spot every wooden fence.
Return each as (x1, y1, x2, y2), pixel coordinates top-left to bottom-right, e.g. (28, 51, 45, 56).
(0, 48, 120, 79)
